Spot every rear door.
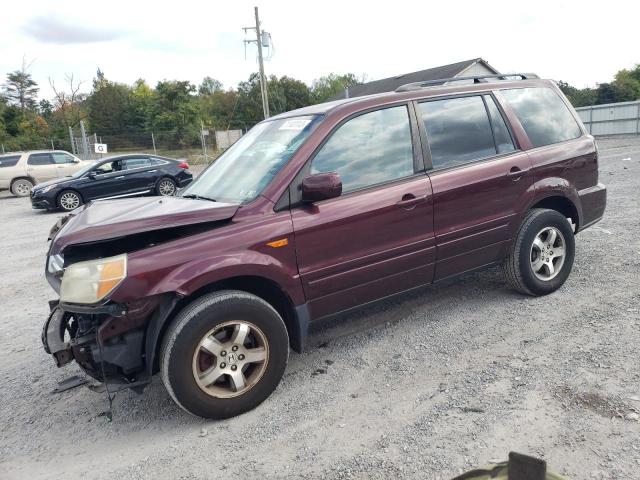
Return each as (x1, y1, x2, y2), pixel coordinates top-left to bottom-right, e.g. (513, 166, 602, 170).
(26, 153, 58, 182)
(291, 104, 436, 320)
(417, 94, 534, 280)
(120, 157, 161, 192)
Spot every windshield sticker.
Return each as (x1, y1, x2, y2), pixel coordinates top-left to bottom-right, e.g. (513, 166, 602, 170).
(279, 119, 311, 131)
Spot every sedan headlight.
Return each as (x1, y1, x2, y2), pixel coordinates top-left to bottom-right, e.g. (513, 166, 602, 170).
(60, 254, 127, 304)
(39, 185, 57, 194)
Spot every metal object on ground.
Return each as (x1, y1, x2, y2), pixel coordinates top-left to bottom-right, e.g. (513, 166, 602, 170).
(52, 375, 88, 394)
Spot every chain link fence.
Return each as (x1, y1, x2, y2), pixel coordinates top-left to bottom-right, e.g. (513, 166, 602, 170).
(1, 123, 244, 165)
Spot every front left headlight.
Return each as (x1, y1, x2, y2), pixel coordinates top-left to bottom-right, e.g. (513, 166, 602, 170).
(39, 184, 57, 194)
(60, 254, 127, 304)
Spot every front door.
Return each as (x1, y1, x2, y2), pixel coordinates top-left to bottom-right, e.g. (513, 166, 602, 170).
(417, 94, 534, 280)
(291, 104, 436, 320)
(51, 152, 79, 178)
(82, 159, 138, 200)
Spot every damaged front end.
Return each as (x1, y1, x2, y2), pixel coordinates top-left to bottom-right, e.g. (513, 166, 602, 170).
(42, 298, 163, 392)
(40, 196, 240, 393)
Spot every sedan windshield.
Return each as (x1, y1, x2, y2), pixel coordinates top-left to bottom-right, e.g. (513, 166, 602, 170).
(181, 115, 321, 204)
(71, 160, 102, 178)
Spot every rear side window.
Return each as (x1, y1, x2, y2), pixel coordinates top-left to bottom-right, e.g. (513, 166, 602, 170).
(500, 87, 581, 147)
(311, 105, 414, 193)
(122, 157, 151, 170)
(484, 95, 516, 154)
(0, 155, 20, 168)
(27, 153, 53, 165)
(419, 96, 496, 169)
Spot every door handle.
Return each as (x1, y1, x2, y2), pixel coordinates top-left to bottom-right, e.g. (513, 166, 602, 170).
(507, 167, 529, 181)
(396, 194, 427, 210)
(115, 176, 125, 179)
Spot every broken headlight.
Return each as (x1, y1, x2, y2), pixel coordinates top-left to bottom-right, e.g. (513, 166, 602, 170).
(60, 254, 127, 304)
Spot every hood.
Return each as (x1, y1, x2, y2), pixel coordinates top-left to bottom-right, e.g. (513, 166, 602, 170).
(50, 196, 240, 254)
(33, 176, 76, 190)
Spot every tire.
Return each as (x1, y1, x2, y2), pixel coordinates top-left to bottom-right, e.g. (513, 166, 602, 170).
(161, 290, 289, 419)
(156, 177, 177, 196)
(57, 190, 83, 212)
(11, 178, 34, 197)
(503, 208, 575, 296)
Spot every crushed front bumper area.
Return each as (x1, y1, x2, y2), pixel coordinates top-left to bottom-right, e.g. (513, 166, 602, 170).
(41, 300, 146, 386)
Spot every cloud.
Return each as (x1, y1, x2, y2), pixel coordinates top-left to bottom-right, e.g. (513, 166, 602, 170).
(21, 15, 125, 44)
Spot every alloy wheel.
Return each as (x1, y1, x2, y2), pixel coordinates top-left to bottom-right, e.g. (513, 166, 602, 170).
(192, 320, 269, 399)
(530, 226, 566, 281)
(59, 192, 80, 211)
(158, 179, 176, 196)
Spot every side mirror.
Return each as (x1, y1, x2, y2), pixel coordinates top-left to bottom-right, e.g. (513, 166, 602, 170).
(87, 171, 97, 179)
(301, 172, 342, 203)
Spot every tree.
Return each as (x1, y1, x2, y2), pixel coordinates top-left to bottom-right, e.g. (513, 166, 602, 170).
(88, 70, 130, 135)
(612, 69, 640, 102)
(49, 74, 87, 131)
(198, 77, 223, 96)
(3, 67, 39, 114)
(149, 80, 199, 146)
(269, 76, 311, 114)
(558, 81, 596, 108)
(310, 73, 362, 103)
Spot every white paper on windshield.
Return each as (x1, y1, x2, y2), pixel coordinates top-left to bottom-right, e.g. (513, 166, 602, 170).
(279, 119, 311, 131)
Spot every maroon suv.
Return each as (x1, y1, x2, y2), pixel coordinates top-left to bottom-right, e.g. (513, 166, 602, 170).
(42, 74, 606, 418)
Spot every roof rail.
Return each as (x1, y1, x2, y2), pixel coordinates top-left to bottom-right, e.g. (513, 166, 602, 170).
(395, 73, 539, 92)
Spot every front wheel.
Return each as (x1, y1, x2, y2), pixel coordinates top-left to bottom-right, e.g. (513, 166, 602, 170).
(57, 190, 83, 211)
(160, 291, 289, 419)
(503, 208, 575, 296)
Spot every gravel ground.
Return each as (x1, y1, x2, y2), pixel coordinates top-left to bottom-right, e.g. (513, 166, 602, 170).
(0, 138, 639, 479)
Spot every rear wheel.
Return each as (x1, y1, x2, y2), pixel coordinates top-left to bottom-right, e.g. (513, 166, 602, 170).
(161, 290, 289, 419)
(11, 178, 33, 197)
(503, 208, 575, 296)
(156, 177, 177, 196)
(57, 190, 83, 211)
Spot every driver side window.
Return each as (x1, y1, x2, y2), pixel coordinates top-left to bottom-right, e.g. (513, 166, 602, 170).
(93, 160, 120, 175)
(310, 105, 415, 194)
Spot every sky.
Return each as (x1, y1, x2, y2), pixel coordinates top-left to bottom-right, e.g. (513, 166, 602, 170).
(0, 0, 637, 100)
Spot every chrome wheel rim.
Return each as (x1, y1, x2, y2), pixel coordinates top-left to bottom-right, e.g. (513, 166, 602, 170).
(192, 320, 269, 399)
(14, 180, 32, 196)
(158, 179, 176, 196)
(530, 226, 566, 281)
(60, 192, 80, 210)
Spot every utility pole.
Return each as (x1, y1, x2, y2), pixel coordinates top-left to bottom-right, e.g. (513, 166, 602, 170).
(244, 7, 270, 119)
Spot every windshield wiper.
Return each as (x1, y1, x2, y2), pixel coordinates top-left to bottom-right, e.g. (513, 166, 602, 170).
(181, 194, 217, 202)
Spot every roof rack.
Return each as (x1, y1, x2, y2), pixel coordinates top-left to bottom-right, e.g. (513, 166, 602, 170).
(395, 73, 539, 92)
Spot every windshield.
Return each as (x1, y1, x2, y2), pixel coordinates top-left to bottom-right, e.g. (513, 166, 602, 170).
(181, 115, 321, 204)
(71, 160, 100, 178)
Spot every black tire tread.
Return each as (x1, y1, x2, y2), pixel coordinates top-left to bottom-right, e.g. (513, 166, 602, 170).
(160, 290, 288, 417)
(503, 208, 549, 296)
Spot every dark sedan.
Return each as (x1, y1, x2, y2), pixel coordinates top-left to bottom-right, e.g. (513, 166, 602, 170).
(30, 154, 193, 211)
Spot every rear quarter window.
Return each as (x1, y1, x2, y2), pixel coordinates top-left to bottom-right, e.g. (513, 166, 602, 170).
(500, 87, 582, 148)
(0, 155, 20, 168)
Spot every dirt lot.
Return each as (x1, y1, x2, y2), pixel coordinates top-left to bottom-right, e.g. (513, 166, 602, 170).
(0, 138, 639, 479)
